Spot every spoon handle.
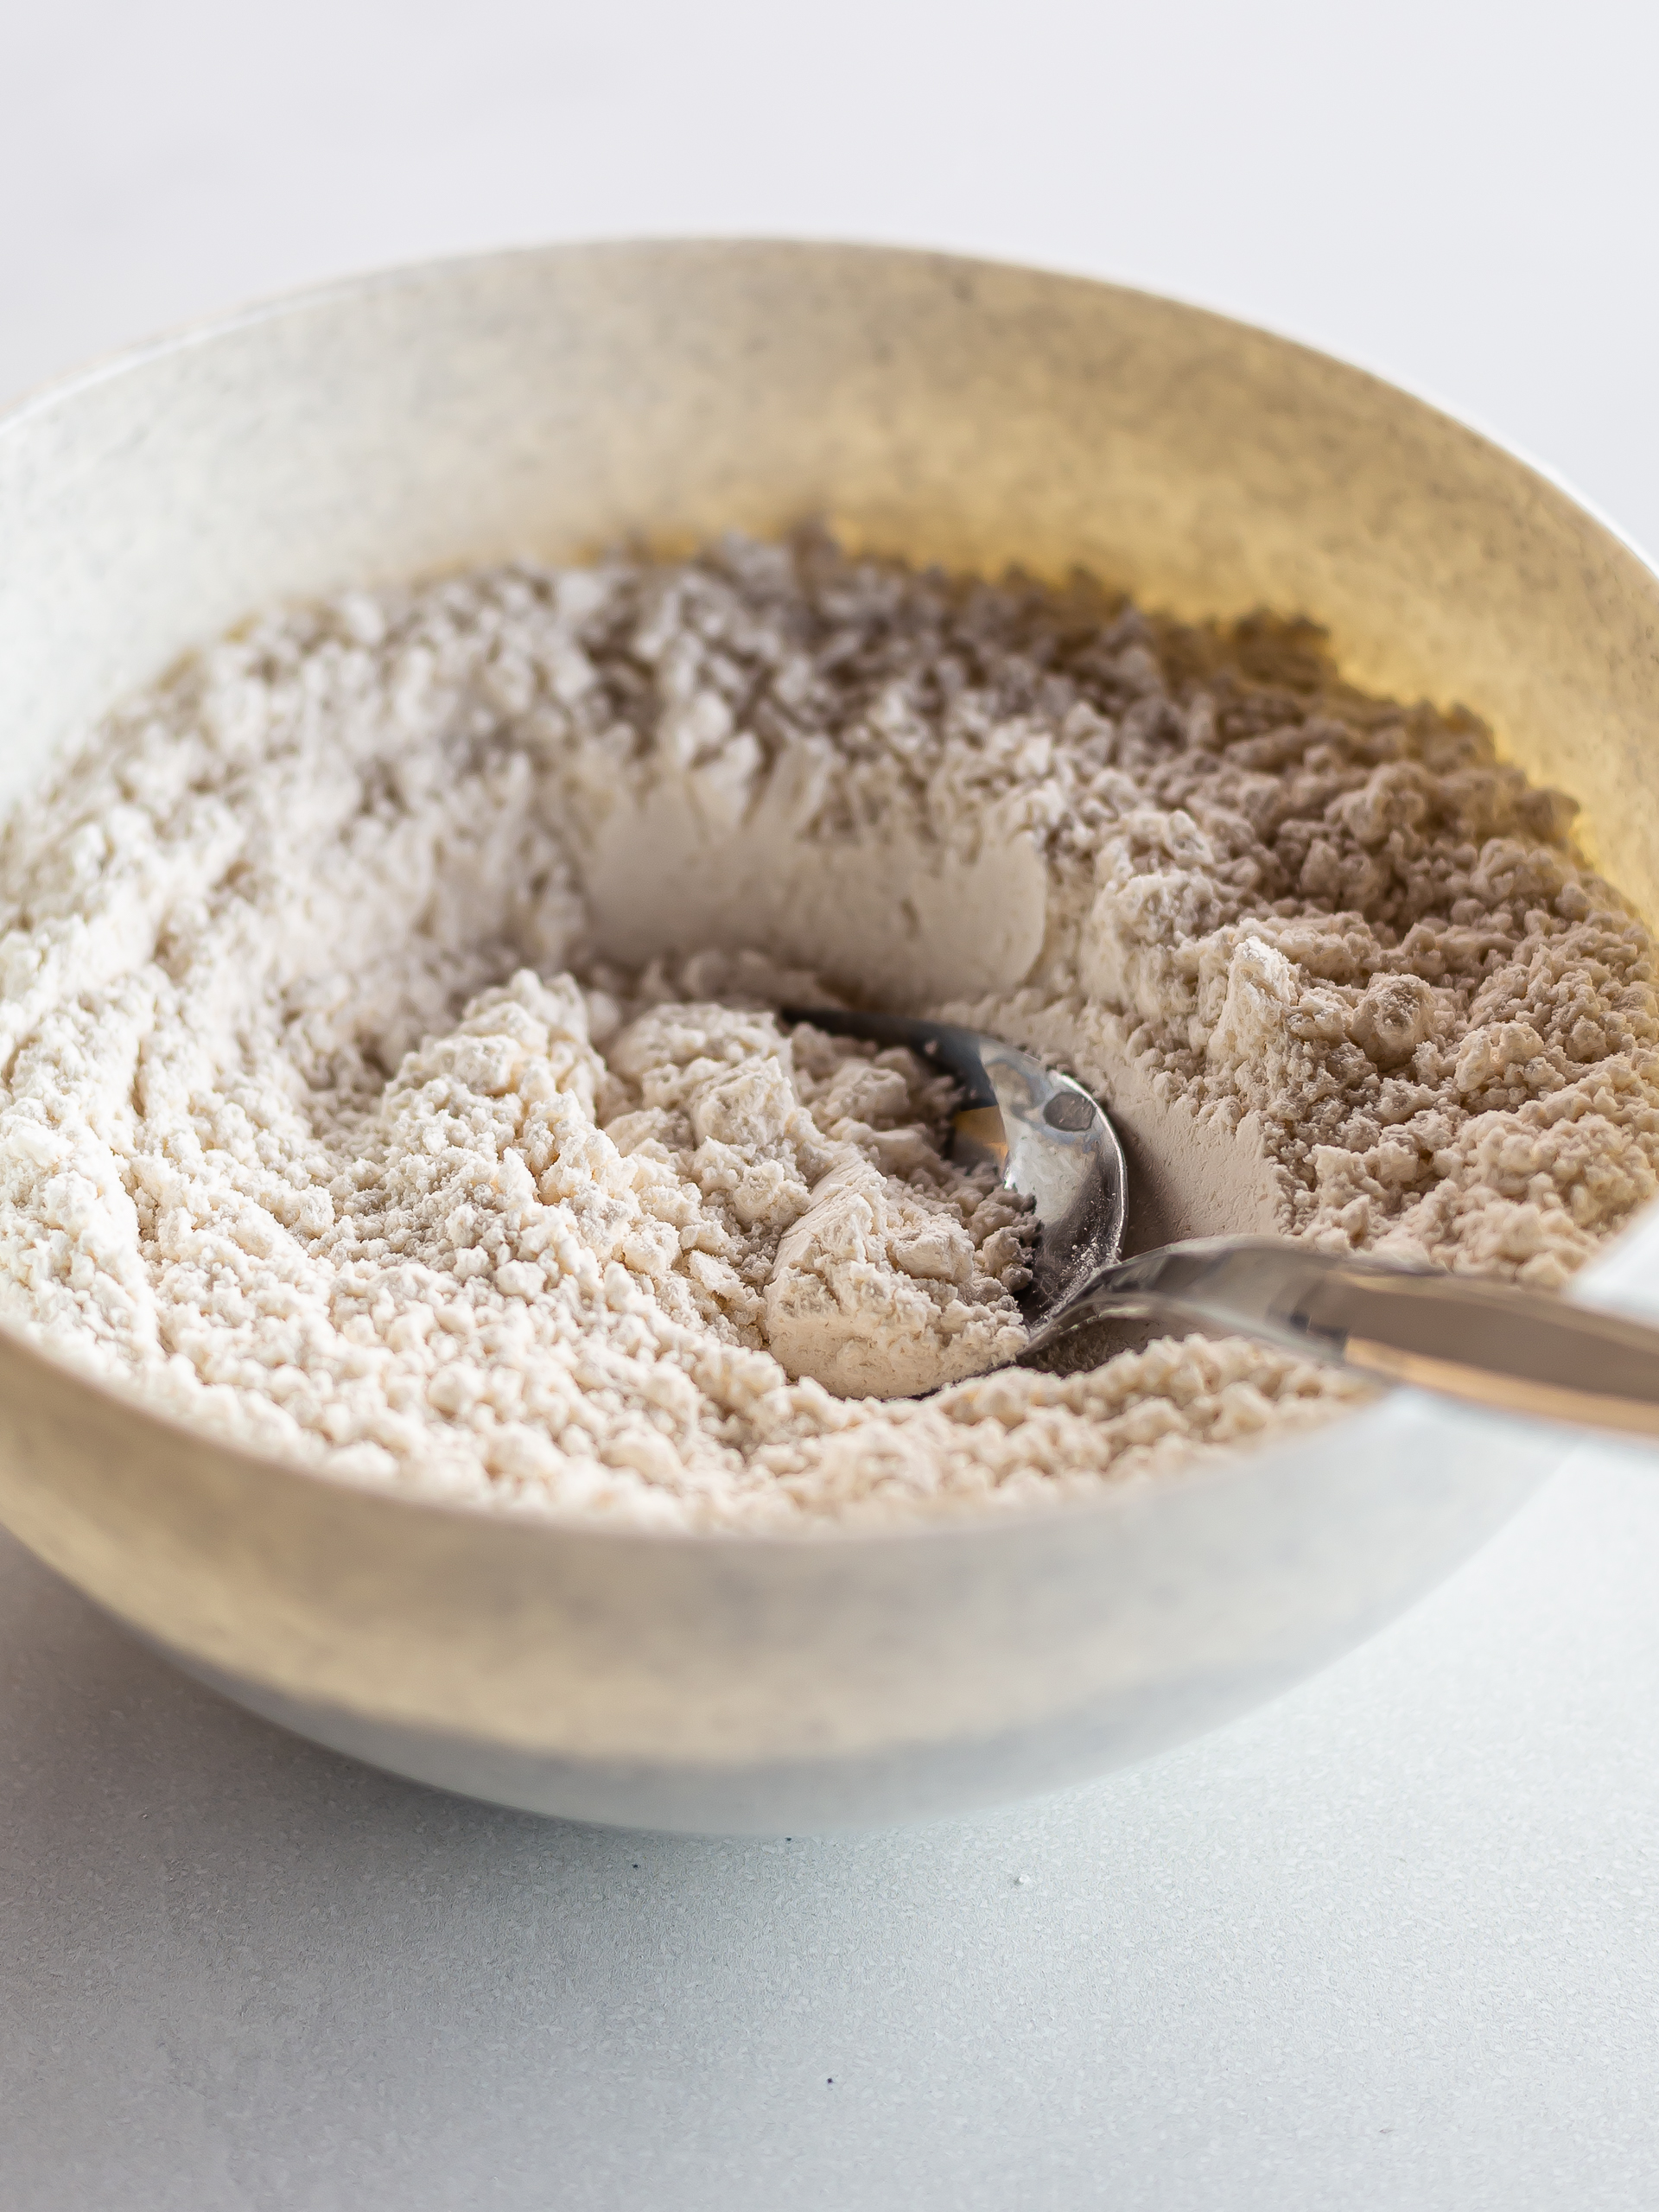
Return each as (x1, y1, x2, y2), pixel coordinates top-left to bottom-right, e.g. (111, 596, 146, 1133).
(1020, 1236, 1659, 1441)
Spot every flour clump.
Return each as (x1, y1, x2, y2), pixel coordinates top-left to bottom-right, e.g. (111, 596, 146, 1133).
(2, 532, 1654, 1528)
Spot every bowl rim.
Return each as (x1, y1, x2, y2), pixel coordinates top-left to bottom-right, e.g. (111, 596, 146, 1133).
(0, 232, 1649, 1559)
(8, 231, 1657, 585)
(0, 1299, 1431, 1557)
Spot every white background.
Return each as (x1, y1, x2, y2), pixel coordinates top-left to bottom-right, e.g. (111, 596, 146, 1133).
(3, 3, 1657, 2205)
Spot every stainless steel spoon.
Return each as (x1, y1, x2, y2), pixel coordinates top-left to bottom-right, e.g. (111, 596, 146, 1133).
(783, 1007, 1659, 1440)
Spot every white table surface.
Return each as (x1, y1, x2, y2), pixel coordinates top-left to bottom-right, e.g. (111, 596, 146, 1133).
(3, 5, 1657, 2204)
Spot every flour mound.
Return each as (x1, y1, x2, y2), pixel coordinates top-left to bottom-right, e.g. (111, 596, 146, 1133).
(2, 532, 1650, 1527)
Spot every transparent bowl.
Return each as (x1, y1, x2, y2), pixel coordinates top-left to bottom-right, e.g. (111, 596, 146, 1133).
(1, 240, 1656, 1834)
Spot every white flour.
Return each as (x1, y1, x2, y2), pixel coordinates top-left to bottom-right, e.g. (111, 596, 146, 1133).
(2, 533, 1654, 1528)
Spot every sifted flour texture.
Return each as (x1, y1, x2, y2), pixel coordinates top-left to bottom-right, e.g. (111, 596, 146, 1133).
(1, 533, 1655, 1528)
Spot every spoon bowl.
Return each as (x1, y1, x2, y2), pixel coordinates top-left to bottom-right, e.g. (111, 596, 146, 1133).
(781, 1007, 1128, 1316)
(789, 1008, 1659, 1443)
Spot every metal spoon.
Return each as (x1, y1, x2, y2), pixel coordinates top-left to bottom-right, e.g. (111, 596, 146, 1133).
(783, 1007, 1659, 1441)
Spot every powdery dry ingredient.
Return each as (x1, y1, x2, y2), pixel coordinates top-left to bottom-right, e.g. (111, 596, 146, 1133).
(1, 531, 1655, 1527)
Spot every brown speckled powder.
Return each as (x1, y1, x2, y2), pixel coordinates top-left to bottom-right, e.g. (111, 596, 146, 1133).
(0, 534, 1652, 1527)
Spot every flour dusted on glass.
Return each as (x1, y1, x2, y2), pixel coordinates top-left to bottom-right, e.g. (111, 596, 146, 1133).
(3, 533, 1655, 1528)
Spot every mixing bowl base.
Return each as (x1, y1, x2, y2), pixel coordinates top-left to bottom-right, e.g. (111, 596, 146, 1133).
(149, 1634, 1338, 1837)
